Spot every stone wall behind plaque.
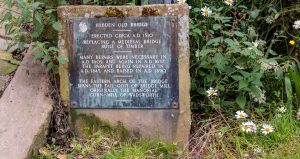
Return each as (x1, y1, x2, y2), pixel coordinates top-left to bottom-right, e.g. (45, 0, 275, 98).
(58, 4, 190, 147)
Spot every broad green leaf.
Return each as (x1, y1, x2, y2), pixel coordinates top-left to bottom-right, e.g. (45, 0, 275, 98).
(34, 51, 44, 59)
(234, 31, 245, 37)
(83, 0, 90, 4)
(2, 12, 12, 22)
(58, 55, 69, 63)
(42, 55, 51, 64)
(212, 24, 221, 30)
(22, 9, 31, 23)
(250, 9, 260, 19)
(250, 86, 261, 97)
(4, 23, 13, 35)
(236, 95, 246, 108)
(45, 9, 56, 14)
(52, 21, 62, 32)
(34, 12, 42, 24)
(239, 80, 248, 90)
(4, 0, 13, 7)
(48, 47, 60, 52)
(32, 12, 44, 37)
(32, 2, 43, 9)
(231, 75, 243, 81)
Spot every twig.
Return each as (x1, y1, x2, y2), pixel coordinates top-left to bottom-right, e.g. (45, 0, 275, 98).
(0, 34, 12, 40)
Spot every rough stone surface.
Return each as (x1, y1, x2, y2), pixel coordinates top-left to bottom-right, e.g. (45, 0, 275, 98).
(0, 75, 9, 91)
(0, 50, 53, 159)
(58, 4, 191, 147)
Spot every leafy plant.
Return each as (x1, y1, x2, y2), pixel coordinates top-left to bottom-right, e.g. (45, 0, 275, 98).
(189, 0, 300, 113)
(0, 0, 68, 72)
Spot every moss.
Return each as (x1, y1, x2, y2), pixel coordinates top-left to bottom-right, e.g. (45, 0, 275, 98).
(142, 7, 160, 16)
(104, 7, 125, 17)
(71, 110, 131, 141)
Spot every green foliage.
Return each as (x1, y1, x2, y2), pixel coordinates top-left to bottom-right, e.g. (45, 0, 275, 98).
(32, 131, 182, 159)
(189, 0, 300, 113)
(0, 0, 68, 72)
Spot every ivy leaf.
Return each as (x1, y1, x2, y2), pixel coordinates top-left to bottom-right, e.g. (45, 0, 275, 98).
(52, 21, 62, 32)
(236, 95, 246, 109)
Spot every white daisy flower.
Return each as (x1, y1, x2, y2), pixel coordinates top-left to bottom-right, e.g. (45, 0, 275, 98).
(241, 121, 257, 133)
(235, 110, 248, 119)
(206, 87, 218, 97)
(224, 0, 235, 6)
(277, 107, 287, 113)
(293, 20, 300, 29)
(201, 6, 212, 17)
(261, 124, 274, 135)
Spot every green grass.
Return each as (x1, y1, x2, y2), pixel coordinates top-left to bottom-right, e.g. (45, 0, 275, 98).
(32, 109, 300, 158)
(200, 112, 300, 158)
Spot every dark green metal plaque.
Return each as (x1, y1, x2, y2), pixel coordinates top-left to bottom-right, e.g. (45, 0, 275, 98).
(68, 16, 179, 108)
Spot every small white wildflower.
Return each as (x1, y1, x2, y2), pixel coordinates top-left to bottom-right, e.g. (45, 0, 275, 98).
(260, 61, 278, 71)
(241, 121, 257, 133)
(242, 153, 249, 158)
(293, 20, 300, 29)
(261, 124, 274, 135)
(224, 0, 235, 6)
(235, 110, 248, 119)
(252, 41, 259, 48)
(201, 6, 212, 17)
(250, 88, 266, 104)
(277, 107, 287, 113)
(206, 87, 218, 97)
(253, 147, 262, 155)
(265, 16, 274, 24)
(297, 111, 300, 120)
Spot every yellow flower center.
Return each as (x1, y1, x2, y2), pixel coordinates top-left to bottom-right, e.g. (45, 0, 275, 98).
(209, 90, 214, 95)
(265, 128, 270, 132)
(243, 126, 249, 130)
(289, 40, 295, 45)
(203, 10, 209, 15)
(226, 0, 233, 3)
(239, 114, 244, 117)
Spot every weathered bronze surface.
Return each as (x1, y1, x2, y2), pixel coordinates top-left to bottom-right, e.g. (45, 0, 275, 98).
(68, 16, 179, 108)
